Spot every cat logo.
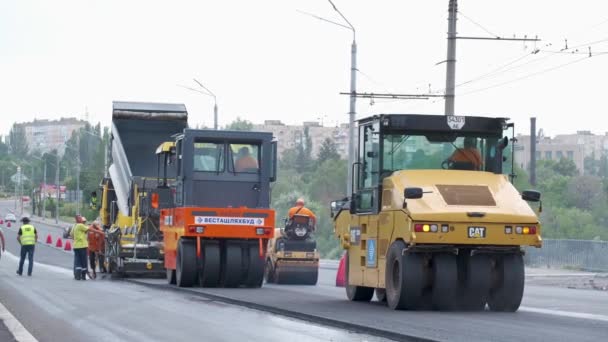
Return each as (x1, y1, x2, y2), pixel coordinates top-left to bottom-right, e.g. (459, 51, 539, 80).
(468, 226, 486, 238)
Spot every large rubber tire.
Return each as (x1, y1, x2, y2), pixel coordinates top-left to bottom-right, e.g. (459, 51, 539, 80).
(221, 242, 243, 288)
(432, 254, 458, 310)
(244, 243, 265, 288)
(461, 254, 492, 310)
(167, 268, 176, 285)
(199, 241, 221, 287)
(176, 239, 197, 287)
(345, 251, 374, 302)
(386, 241, 427, 310)
(375, 288, 387, 303)
(488, 254, 525, 312)
(264, 259, 275, 284)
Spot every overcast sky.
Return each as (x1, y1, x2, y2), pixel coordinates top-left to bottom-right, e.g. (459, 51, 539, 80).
(1, 0, 607, 138)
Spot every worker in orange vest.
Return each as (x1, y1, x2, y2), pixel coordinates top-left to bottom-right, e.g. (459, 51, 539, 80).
(87, 220, 106, 279)
(287, 198, 317, 226)
(234, 146, 259, 172)
(449, 137, 482, 170)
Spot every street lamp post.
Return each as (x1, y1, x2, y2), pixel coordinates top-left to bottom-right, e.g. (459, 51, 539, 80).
(193, 79, 218, 130)
(55, 157, 60, 224)
(327, 0, 357, 197)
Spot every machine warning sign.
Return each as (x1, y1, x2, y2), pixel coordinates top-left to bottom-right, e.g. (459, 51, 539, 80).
(367, 239, 377, 268)
(447, 116, 466, 130)
(350, 227, 361, 245)
(195, 216, 264, 226)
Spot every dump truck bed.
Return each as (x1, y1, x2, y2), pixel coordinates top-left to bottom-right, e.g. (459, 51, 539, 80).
(110, 101, 188, 215)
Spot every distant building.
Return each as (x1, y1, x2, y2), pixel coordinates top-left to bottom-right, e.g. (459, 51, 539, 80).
(17, 118, 87, 156)
(514, 130, 608, 175)
(252, 120, 350, 159)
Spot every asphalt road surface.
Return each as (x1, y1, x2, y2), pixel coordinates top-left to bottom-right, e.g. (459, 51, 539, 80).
(1, 200, 607, 342)
(0, 201, 383, 342)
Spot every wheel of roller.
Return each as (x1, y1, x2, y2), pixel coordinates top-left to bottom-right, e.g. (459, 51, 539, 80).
(488, 253, 524, 312)
(432, 254, 458, 311)
(199, 241, 221, 287)
(385, 241, 427, 310)
(274, 265, 285, 284)
(345, 251, 374, 301)
(461, 254, 491, 311)
(375, 288, 387, 302)
(166, 268, 176, 285)
(303, 268, 319, 285)
(221, 241, 242, 288)
(264, 259, 275, 284)
(176, 239, 197, 287)
(244, 243, 264, 288)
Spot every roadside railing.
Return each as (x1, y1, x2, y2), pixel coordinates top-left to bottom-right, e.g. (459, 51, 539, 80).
(525, 239, 608, 272)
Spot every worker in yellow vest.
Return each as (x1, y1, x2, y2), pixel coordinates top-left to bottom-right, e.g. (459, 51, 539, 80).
(70, 216, 104, 280)
(16, 217, 37, 276)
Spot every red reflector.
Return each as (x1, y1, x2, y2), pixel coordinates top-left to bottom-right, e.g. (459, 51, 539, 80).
(188, 226, 196, 233)
(529, 226, 537, 234)
(264, 229, 271, 235)
(414, 224, 423, 232)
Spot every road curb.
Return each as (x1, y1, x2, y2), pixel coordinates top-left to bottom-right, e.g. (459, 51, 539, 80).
(126, 279, 438, 342)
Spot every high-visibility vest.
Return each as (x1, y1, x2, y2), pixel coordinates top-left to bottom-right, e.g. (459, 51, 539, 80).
(20, 224, 36, 245)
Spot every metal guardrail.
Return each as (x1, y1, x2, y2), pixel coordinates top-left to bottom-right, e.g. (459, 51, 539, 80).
(525, 239, 608, 272)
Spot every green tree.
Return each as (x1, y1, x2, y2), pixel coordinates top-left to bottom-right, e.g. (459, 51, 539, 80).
(0, 140, 8, 156)
(317, 138, 340, 165)
(225, 117, 253, 131)
(8, 123, 28, 157)
(566, 175, 604, 210)
(552, 158, 579, 177)
(279, 148, 298, 170)
(309, 159, 347, 204)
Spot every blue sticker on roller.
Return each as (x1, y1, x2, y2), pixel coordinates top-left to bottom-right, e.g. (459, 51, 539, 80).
(367, 239, 377, 268)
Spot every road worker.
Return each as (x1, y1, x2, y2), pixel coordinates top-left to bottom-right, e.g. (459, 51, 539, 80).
(70, 216, 104, 280)
(88, 220, 106, 278)
(287, 198, 317, 226)
(89, 191, 98, 210)
(235, 146, 258, 172)
(449, 137, 482, 170)
(16, 216, 37, 276)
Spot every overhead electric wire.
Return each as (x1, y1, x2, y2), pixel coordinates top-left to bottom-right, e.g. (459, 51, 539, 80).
(459, 55, 600, 97)
(455, 51, 536, 88)
(458, 11, 499, 38)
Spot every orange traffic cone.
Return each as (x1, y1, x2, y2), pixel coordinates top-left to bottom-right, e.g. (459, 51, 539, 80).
(46, 234, 53, 244)
(64, 240, 72, 251)
(6, 222, 11, 228)
(336, 253, 346, 287)
(55, 237, 63, 248)
(0, 219, 4, 224)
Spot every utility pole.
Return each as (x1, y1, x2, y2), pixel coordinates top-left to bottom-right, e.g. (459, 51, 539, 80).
(444, 0, 458, 116)
(17, 166, 22, 215)
(442, 0, 540, 116)
(193, 79, 219, 130)
(213, 102, 218, 131)
(55, 158, 60, 225)
(530, 117, 537, 186)
(76, 131, 81, 216)
(325, 0, 357, 196)
(43, 161, 47, 219)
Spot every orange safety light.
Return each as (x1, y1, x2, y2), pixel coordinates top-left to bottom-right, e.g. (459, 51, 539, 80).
(151, 193, 159, 209)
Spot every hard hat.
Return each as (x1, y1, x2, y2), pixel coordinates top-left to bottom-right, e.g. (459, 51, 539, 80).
(296, 198, 305, 205)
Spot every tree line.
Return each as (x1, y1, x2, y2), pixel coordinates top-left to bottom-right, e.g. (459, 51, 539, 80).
(1, 121, 108, 220)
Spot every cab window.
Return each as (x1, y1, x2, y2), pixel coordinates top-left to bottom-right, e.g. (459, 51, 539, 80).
(230, 144, 260, 173)
(193, 142, 224, 172)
